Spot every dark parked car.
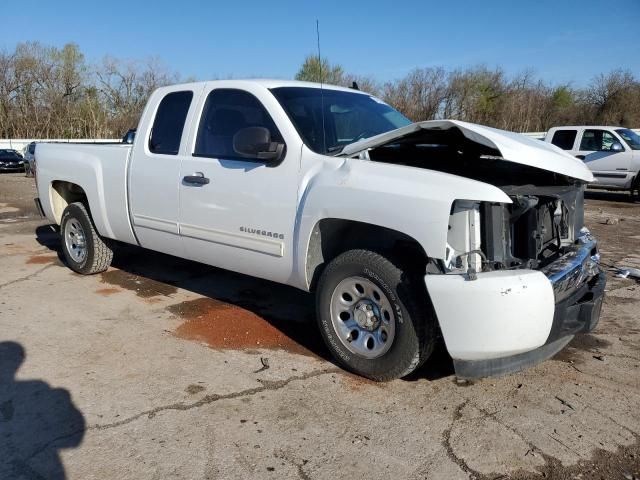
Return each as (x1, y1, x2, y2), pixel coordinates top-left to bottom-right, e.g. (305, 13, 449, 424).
(0, 149, 26, 172)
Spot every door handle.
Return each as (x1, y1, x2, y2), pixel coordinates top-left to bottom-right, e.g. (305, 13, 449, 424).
(183, 172, 210, 185)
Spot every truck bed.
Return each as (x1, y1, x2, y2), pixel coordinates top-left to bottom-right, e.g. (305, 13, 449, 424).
(35, 143, 137, 245)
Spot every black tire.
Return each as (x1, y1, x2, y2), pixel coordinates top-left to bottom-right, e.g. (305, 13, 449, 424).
(631, 176, 640, 202)
(60, 202, 113, 274)
(315, 249, 436, 381)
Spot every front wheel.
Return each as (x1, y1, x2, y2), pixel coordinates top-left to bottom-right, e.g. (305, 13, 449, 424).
(631, 176, 640, 202)
(315, 249, 435, 381)
(60, 202, 113, 274)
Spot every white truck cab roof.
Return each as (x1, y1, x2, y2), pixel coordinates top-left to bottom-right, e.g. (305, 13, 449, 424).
(548, 125, 624, 131)
(154, 78, 369, 95)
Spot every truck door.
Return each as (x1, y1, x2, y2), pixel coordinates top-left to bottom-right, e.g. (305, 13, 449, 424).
(128, 87, 198, 257)
(576, 129, 632, 187)
(177, 85, 300, 284)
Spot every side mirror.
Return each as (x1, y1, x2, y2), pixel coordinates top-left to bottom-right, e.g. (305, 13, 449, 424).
(233, 127, 285, 162)
(610, 142, 624, 152)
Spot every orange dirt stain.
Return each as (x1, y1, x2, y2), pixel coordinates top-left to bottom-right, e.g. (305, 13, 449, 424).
(100, 269, 177, 298)
(95, 287, 121, 296)
(144, 297, 164, 305)
(26, 254, 58, 265)
(170, 298, 313, 355)
(341, 372, 386, 392)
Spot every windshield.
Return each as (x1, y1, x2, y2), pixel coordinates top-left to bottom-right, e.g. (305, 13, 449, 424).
(616, 129, 640, 150)
(270, 87, 411, 155)
(0, 150, 21, 158)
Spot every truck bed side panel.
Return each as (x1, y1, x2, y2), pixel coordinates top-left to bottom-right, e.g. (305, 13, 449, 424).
(36, 143, 137, 245)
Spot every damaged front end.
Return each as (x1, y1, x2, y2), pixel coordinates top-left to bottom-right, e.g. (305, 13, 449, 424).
(446, 184, 597, 283)
(479, 185, 585, 273)
(440, 186, 606, 378)
(351, 120, 606, 378)
(444, 181, 602, 286)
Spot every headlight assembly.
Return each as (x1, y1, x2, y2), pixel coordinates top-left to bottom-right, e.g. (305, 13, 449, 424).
(444, 200, 486, 278)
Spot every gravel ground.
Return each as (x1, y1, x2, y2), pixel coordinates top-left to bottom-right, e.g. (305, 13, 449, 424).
(1, 172, 639, 479)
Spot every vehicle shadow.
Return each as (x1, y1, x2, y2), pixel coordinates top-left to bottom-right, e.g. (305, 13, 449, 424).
(35, 225, 454, 381)
(585, 189, 637, 203)
(403, 343, 455, 381)
(0, 341, 85, 479)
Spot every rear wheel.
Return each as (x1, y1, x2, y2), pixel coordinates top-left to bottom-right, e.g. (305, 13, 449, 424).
(316, 249, 435, 381)
(60, 202, 113, 274)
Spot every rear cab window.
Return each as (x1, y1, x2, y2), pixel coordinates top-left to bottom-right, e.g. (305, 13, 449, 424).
(149, 91, 194, 155)
(551, 130, 577, 150)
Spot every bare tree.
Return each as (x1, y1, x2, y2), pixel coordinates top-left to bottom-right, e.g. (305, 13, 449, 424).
(381, 67, 448, 121)
(1, 43, 639, 141)
(584, 70, 640, 126)
(95, 56, 178, 135)
(342, 73, 380, 96)
(0, 42, 180, 139)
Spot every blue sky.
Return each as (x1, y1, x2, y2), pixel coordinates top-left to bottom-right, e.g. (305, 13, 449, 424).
(2, 0, 639, 86)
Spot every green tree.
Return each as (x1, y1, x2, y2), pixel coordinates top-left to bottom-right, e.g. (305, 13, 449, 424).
(551, 85, 574, 109)
(55, 43, 85, 98)
(295, 55, 344, 85)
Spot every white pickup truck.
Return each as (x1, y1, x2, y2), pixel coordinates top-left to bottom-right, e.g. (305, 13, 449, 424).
(34, 80, 605, 381)
(545, 126, 640, 197)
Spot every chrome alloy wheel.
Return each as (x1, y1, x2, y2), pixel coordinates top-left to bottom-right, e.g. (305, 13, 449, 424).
(329, 276, 396, 359)
(64, 218, 87, 263)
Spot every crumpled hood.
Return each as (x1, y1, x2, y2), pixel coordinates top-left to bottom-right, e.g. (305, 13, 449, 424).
(340, 120, 594, 183)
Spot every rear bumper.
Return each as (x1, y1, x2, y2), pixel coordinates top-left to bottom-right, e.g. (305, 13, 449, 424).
(425, 232, 605, 379)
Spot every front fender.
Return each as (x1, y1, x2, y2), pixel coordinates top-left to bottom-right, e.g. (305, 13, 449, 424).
(294, 156, 511, 288)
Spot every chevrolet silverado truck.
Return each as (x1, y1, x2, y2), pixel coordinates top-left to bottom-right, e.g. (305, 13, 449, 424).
(34, 80, 605, 381)
(545, 125, 640, 197)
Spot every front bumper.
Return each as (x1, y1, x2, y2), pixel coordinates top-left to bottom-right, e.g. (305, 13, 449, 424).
(453, 270, 605, 379)
(542, 233, 605, 343)
(425, 233, 605, 379)
(0, 162, 25, 171)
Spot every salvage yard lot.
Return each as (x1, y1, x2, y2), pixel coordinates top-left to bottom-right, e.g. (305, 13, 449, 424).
(1, 172, 639, 479)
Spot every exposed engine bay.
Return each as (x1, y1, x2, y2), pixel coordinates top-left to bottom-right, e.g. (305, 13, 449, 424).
(361, 126, 586, 274)
(480, 185, 583, 271)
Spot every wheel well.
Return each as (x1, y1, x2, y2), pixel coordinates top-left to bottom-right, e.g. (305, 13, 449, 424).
(306, 218, 429, 291)
(50, 181, 88, 224)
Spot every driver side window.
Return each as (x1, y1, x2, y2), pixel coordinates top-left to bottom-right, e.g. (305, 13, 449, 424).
(194, 89, 283, 160)
(580, 130, 617, 152)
